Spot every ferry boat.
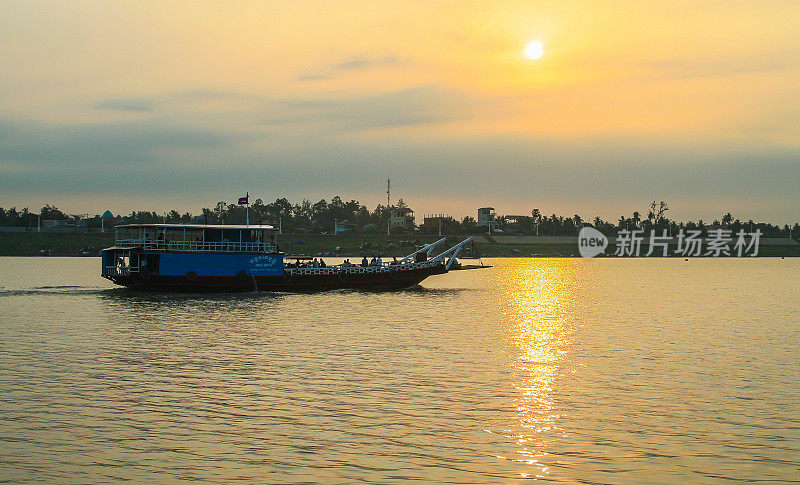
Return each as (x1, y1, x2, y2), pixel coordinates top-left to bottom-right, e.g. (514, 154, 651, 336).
(101, 223, 478, 292)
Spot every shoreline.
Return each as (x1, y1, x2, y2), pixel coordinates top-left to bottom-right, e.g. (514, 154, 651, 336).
(2, 232, 799, 258)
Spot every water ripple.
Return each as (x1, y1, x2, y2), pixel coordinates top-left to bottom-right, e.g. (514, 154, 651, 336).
(1, 257, 799, 483)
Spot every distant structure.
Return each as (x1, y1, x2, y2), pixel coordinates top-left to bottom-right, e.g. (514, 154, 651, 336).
(41, 219, 87, 232)
(503, 215, 527, 233)
(386, 178, 391, 235)
(389, 207, 415, 231)
(99, 210, 114, 232)
(477, 207, 499, 232)
(423, 214, 454, 235)
(334, 220, 356, 234)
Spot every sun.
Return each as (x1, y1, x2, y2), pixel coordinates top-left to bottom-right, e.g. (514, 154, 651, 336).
(525, 41, 544, 60)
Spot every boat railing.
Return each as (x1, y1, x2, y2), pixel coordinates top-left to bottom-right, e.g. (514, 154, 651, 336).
(103, 263, 139, 276)
(115, 239, 275, 253)
(285, 259, 443, 276)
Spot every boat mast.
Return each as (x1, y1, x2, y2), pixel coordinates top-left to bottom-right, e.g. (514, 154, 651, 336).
(386, 178, 390, 235)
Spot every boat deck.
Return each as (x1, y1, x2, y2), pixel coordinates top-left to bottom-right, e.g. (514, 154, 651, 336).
(285, 259, 443, 276)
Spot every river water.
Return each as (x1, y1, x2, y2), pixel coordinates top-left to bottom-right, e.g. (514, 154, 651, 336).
(0, 257, 798, 483)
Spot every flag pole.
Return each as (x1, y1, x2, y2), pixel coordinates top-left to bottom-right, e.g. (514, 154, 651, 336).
(246, 192, 250, 226)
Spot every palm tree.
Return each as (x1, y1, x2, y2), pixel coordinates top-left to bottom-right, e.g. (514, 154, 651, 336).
(20, 207, 30, 229)
(721, 212, 733, 226)
(531, 209, 541, 235)
(655, 201, 669, 228)
(647, 200, 657, 228)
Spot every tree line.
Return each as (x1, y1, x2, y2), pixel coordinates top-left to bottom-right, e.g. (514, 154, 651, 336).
(1, 198, 797, 238)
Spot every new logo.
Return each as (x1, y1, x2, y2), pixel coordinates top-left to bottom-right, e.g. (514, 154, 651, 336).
(578, 227, 608, 258)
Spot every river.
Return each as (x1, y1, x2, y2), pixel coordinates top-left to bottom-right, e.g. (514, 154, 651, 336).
(1, 257, 798, 483)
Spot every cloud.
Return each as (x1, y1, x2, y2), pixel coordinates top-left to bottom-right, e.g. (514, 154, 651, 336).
(296, 54, 400, 81)
(93, 98, 155, 112)
(294, 74, 334, 82)
(639, 48, 800, 80)
(263, 85, 471, 132)
(2, 111, 799, 223)
(0, 118, 234, 169)
(88, 86, 472, 135)
(335, 54, 399, 71)
(93, 90, 263, 114)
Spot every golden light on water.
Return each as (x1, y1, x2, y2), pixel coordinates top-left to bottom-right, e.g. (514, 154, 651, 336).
(499, 258, 577, 478)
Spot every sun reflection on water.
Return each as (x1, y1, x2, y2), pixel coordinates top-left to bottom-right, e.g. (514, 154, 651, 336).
(498, 258, 578, 479)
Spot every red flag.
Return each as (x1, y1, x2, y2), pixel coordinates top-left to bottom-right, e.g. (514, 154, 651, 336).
(238, 194, 249, 205)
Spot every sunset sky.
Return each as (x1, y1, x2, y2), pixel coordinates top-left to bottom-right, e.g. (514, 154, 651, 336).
(1, 0, 798, 222)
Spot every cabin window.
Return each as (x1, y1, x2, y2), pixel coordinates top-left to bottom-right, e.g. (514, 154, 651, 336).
(165, 228, 181, 243)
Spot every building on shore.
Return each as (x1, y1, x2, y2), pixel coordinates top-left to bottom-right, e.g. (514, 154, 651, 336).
(503, 215, 530, 234)
(334, 220, 357, 234)
(477, 207, 499, 232)
(41, 219, 88, 232)
(422, 214, 454, 234)
(390, 207, 415, 231)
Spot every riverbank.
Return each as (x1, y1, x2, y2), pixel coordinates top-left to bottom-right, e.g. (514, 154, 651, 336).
(2, 231, 799, 257)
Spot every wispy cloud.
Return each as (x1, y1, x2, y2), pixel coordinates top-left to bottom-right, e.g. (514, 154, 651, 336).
(263, 85, 471, 133)
(335, 54, 399, 71)
(639, 48, 800, 80)
(294, 74, 334, 82)
(3, 114, 799, 222)
(296, 54, 401, 81)
(93, 98, 155, 112)
(0, 118, 233, 169)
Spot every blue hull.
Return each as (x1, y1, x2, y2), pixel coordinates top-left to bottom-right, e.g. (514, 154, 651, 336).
(102, 264, 446, 292)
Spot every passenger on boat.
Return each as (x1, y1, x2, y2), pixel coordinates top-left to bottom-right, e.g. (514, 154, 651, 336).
(370, 257, 377, 266)
(361, 256, 369, 267)
(312, 258, 319, 268)
(391, 256, 398, 265)
(319, 259, 327, 268)
(376, 256, 383, 267)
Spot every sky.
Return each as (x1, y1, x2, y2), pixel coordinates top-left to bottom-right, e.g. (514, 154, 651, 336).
(1, 0, 798, 223)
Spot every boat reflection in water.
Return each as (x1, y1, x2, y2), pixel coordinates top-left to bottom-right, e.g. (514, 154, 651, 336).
(498, 258, 578, 480)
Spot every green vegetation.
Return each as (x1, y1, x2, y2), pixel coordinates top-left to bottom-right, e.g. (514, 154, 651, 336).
(1, 197, 799, 258)
(2, 198, 799, 238)
(0, 232, 114, 256)
(2, 232, 799, 258)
